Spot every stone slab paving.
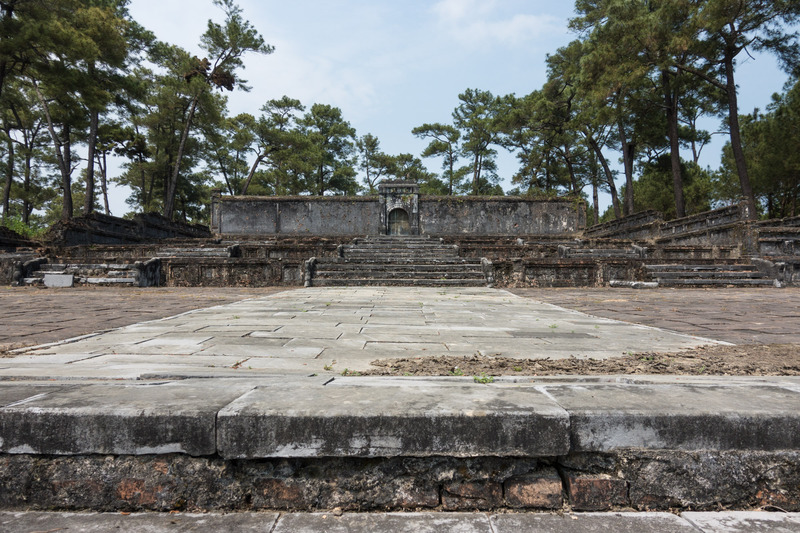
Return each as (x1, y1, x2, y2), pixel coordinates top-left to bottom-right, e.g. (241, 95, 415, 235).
(2, 511, 799, 532)
(2, 287, 723, 379)
(511, 287, 800, 345)
(0, 286, 283, 352)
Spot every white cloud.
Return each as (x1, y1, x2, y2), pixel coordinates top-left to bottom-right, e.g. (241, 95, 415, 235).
(432, 0, 564, 48)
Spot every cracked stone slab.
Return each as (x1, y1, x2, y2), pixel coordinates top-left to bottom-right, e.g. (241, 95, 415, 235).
(682, 511, 800, 532)
(274, 513, 492, 532)
(492, 512, 700, 532)
(0, 512, 281, 532)
(542, 383, 800, 451)
(218, 379, 569, 459)
(0, 380, 258, 456)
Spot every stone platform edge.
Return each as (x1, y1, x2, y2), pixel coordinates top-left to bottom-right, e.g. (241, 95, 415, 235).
(0, 377, 799, 512)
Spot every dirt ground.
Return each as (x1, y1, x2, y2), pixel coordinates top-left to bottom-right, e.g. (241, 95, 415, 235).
(364, 343, 800, 377)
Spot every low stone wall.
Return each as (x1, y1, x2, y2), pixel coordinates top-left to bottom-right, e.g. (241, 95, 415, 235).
(213, 195, 585, 236)
(490, 258, 646, 288)
(584, 210, 663, 239)
(214, 197, 382, 236)
(0, 227, 36, 251)
(163, 258, 305, 287)
(419, 197, 585, 235)
(0, 451, 795, 512)
(45, 213, 210, 246)
(585, 203, 752, 243)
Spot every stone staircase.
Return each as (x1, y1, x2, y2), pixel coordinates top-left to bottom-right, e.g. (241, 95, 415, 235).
(156, 244, 240, 258)
(307, 236, 490, 287)
(22, 258, 161, 287)
(644, 263, 781, 288)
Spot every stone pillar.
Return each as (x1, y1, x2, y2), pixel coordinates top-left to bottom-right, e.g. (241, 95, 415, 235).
(210, 189, 222, 234)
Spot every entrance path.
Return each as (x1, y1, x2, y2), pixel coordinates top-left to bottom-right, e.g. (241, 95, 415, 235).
(512, 287, 800, 345)
(1, 287, 720, 380)
(0, 286, 283, 352)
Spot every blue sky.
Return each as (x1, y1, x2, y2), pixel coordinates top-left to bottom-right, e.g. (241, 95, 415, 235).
(115, 0, 792, 216)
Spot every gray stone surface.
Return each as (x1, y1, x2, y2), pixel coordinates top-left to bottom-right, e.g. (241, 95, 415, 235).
(218, 379, 569, 458)
(684, 512, 800, 532)
(0, 380, 258, 456)
(6, 511, 800, 532)
(543, 383, 800, 451)
(0, 511, 281, 532)
(492, 512, 700, 532)
(6, 287, 721, 380)
(43, 273, 74, 288)
(274, 512, 492, 533)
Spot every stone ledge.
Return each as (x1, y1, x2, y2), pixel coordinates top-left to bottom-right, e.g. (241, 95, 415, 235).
(0, 379, 799, 458)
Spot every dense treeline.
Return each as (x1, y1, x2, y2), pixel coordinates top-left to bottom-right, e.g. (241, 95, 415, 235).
(1, 0, 799, 234)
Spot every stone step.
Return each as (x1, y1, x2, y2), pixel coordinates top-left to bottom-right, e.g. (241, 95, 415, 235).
(653, 271, 766, 280)
(655, 278, 779, 287)
(645, 264, 757, 272)
(315, 271, 485, 280)
(311, 278, 488, 287)
(80, 277, 138, 285)
(157, 248, 232, 257)
(318, 261, 481, 269)
(342, 255, 462, 263)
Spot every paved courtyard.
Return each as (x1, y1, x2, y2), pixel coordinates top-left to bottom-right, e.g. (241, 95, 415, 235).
(1, 287, 726, 379)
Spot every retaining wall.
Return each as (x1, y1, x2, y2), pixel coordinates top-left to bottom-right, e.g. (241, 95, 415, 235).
(212, 195, 585, 236)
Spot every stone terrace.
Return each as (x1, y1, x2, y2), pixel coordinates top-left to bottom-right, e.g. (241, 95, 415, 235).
(0, 287, 799, 517)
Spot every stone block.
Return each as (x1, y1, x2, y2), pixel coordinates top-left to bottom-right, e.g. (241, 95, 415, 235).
(492, 512, 699, 533)
(504, 468, 563, 509)
(565, 473, 629, 511)
(442, 481, 502, 510)
(543, 384, 800, 451)
(217, 381, 570, 458)
(0, 381, 254, 456)
(43, 273, 73, 288)
(273, 512, 492, 533)
(0, 512, 280, 532)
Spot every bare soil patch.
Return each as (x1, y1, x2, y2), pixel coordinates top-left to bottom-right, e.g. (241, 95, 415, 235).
(364, 344, 800, 377)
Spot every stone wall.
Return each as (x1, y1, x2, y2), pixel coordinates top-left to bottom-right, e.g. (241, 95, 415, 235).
(45, 213, 210, 246)
(419, 197, 585, 235)
(214, 197, 381, 236)
(213, 195, 585, 236)
(1, 451, 796, 512)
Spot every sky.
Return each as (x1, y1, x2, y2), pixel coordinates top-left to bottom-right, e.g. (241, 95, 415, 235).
(110, 0, 793, 217)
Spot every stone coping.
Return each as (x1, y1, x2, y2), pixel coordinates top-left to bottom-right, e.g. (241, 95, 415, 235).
(1, 376, 798, 458)
(4, 511, 800, 532)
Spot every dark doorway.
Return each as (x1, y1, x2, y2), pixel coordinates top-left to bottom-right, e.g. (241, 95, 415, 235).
(388, 208, 410, 235)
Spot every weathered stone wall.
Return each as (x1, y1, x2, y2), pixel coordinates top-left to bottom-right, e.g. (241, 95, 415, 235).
(216, 197, 382, 236)
(214, 195, 585, 236)
(584, 210, 663, 239)
(419, 197, 585, 235)
(0, 226, 35, 252)
(45, 213, 210, 246)
(1, 451, 796, 512)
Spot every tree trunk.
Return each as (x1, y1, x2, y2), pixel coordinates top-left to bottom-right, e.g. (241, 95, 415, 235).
(23, 150, 31, 225)
(586, 133, 621, 219)
(241, 153, 265, 195)
(618, 121, 635, 216)
(2, 134, 12, 222)
(62, 124, 72, 220)
(84, 108, 98, 215)
(724, 52, 757, 220)
(164, 94, 200, 220)
(99, 151, 110, 215)
(32, 80, 72, 219)
(662, 70, 686, 218)
(563, 145, 579, 195)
